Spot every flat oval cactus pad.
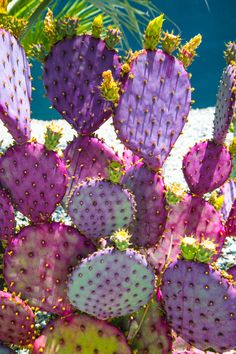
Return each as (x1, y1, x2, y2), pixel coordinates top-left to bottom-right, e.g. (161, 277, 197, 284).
(67, 247, 155, 319)
(33, 314, 132, 354)
(4, 223, 96, 315)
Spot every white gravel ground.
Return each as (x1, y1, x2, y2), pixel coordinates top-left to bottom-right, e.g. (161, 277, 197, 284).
(0, 106, 229, 190)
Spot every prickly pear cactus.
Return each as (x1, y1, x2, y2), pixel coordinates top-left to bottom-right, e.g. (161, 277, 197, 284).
(44, 34, 121, 135)
(0, 142, 68, 223)
(67, 247, 155, 319)
(4, 223, 96, 315)
(67, 178, 136, 239)
(33, 314, 132, 354)
(0, 29, 31, 144)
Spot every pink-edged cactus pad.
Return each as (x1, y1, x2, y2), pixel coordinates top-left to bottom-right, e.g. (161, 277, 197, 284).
(4, 222, 96, 315)
(0, 142, 68, 223)
(182, 140, 232, 195)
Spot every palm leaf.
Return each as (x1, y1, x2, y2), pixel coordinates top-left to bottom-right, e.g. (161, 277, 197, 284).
(6, 0, 174, 52)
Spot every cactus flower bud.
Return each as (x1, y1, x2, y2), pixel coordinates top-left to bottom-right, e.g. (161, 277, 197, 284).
(92, 14, 103, 38)
(99, 70, 120, 104)
(108, 161, 124, 184)
(144, 14, 164, 50)
(195, 239, 216, 263)
(180, 236, 198, 261)
(110, 229, 132, 251)
(178, 34, 202, 68)
(161, 31, 181, 54)
(44, 121, 63, 151)
(105, 26, 122, 49)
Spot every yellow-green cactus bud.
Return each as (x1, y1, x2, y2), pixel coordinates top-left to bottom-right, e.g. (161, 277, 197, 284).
(224, 42, 236, 65)
(110, 229, 132, 251)
(208, 191, 224, 211)
(55, 16, 79, 39)
(44, 121, 63, 151)
(195, 239, 216, 263)
(0, 15, 28, 38)
(121, 62, 131, 75)
(99, 70, 120, 104)
(108, 161, 124, 184)
(0, 0, 8, 14)
(105, 26, 122, 49)
(229, 136, 236, 155)
(44, 8, 57, 44)
(166, 183, 186, 205)
(180, 236, 198, 261)
(161, 31, 181, 54)
(178, 34, 202, 68)
(144, 14, 164, 50)
(92, 14, 103, 38)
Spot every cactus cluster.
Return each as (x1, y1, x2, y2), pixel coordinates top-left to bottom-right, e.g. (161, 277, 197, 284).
(0, 8, 235, 354)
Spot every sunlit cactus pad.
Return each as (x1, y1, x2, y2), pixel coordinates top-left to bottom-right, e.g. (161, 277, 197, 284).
(0, 142, 68, 223)
(67, 247, 155, 319)
(220, 179, 236, 221)
(0, 291, 35, 346)
(4, 222, 96, 315)
(161, 260, 236, 352)
(182, 140, 232, 195)
(213, 63, 236, 144)
(0, 188, 14, 242)
(113, 49, 191, 170)
(43, 34, 121, 135)
(33, 314, 132, 354)
(0, 29, 31, 144)
(67, 179, 136, 239)
(121, 162, 167, 247)
(63, 136, 121, 203)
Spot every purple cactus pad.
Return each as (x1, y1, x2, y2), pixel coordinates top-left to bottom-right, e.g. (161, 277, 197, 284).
(0, 291, 35, 346)
(67, 247, 155, 319)
(0, 142, 68, 223)
(67, 178, 136, 239)
(63, 136, 121, 204)
(0, 188, 14, 242)
(182, 140, 232, 195)
(213, 63, 236, 144)
(219, 179, 236, 221)
(122, 146, 141, 171)
(113, 49, 191, 170)
(4, 222, 96, 315)
(161, 259, 236, 352)
(121, 162, 167, 247)
(149, 194, 225, 272)
(44, 34, 121, 135)
(228, 265, 236, 280)
(225, 199, 236, 236)
(0, 29, 31, 143)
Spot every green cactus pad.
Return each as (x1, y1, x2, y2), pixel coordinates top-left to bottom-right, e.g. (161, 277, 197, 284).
(33, 314, 132, 354)
(122, 298, 172, 353)
(67, 247, 155, 319)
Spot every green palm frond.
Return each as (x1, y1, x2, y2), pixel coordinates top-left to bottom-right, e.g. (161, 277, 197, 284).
(7, 0, 179, 52)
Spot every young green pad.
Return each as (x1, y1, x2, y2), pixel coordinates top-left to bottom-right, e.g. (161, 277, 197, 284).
(67, 247, 155, 320)
(33, 314, 132, 354)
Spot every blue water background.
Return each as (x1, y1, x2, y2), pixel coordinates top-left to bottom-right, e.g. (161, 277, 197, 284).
(31, 0, 236, 120)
